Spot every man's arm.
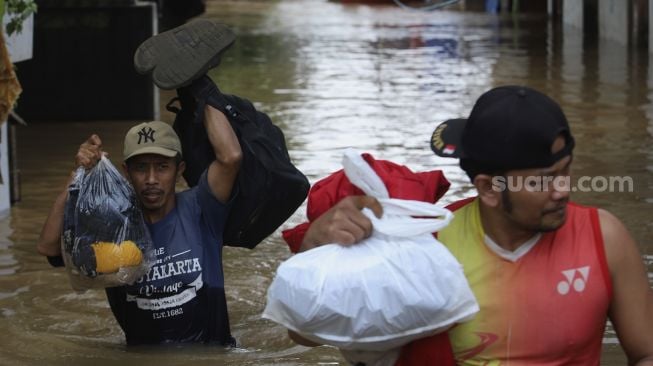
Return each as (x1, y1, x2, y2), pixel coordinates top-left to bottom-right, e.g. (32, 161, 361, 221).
(36, 175, 73, 257)
(288, 330, 322, 347)
(204, 104, 242, 203)
(600, 208, 653, 365)
(37, 135, 104, 258)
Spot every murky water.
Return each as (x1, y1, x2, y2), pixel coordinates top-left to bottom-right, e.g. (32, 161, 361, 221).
(1, 0, 651, 364)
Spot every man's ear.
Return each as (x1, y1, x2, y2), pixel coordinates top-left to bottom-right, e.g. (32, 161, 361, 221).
(177, 161, 186, 179)
(121, 162, 132, 182)
(474, 174, 502, 208)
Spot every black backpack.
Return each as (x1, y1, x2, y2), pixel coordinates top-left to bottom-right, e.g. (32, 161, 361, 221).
(169, 77, 310, 249)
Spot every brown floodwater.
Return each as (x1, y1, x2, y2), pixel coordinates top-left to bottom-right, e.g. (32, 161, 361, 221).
(1, 0, 651, 365)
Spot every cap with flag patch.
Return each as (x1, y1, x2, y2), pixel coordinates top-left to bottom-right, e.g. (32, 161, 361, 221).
(123, 121, 183, 161)
(430, 85, 575, 174)
(430, 118, 466, 158)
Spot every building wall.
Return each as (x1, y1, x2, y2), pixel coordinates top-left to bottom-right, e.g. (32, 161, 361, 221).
(4, 13, 33, 62)
(0, 13, 33, 217)
(650, 0, 653, 51)
(0, 122, 8, 216)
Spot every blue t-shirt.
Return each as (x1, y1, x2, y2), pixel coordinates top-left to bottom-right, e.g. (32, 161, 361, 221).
(105, 172, 235, 345)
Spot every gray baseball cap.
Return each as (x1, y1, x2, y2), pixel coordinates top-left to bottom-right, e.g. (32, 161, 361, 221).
(123, 121, 182, 161)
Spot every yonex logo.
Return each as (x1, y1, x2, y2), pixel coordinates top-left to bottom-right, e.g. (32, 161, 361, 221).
(557, 266, 590, 295)
(137, 127, 156, 144)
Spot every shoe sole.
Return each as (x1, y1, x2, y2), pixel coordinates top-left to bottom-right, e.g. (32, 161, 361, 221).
(134, 18, 236, 90)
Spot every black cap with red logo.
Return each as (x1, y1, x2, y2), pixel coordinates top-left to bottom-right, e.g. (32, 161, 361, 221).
(430, 85, 575, 177)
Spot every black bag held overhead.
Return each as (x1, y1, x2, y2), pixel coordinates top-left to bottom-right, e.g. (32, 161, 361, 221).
(170, 76, 310, 249)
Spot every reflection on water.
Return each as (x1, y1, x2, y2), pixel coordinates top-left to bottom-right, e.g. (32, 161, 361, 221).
(1, 0, 651, 365)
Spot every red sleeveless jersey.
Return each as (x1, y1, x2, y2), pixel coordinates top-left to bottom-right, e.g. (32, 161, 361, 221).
(401, 198, 612, 365)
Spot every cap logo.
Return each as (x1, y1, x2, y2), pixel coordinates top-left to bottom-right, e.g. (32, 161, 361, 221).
(431, 124, 446, 150)
(442, 144, 456, 155)
(137, 127, 156, 144)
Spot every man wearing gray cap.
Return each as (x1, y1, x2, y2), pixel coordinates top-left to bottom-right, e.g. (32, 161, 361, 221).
(36, 101, 242, 344)
(294, 86, 653, 364)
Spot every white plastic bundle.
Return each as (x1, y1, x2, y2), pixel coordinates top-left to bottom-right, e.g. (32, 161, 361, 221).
(263, 149, 478, 351)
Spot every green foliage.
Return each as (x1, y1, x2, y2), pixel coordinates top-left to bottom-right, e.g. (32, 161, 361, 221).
(5, 0, 37, 36)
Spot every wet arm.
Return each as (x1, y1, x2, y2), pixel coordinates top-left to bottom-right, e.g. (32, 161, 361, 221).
(204, 104, 242, 203)
(37, 134, 103, 258)
(288, 330, 322, 347)
(600, 209, 653, 365)
(36, 174, 73, 257)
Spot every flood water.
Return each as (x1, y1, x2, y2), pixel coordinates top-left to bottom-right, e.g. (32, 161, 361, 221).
(2, 0, 652, 365)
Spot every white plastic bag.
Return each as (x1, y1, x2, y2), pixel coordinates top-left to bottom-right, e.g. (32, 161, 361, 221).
(263, 149, 478, 351)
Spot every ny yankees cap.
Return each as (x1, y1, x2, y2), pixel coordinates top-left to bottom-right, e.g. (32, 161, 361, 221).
(123, 121, 182, 161)
(430, 85, 575, 173)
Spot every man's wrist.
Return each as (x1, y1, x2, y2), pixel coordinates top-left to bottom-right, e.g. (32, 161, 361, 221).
(298, 239, 316, 253)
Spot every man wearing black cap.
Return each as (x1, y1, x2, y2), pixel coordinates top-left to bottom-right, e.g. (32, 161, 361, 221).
(298, 86, 653, 364)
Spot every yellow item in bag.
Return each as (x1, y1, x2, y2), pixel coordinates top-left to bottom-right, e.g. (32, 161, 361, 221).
(92, 240, 143, 274)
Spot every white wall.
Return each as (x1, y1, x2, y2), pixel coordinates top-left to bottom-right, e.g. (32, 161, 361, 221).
(0, 13, 34, 217)
(3, 13, 33, 62)
(134, 1, 160, 120)
(650, 0, 653, 52)
(0, 122, 9, 216)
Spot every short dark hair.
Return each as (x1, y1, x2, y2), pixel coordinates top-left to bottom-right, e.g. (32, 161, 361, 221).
(460, 158, 505, 182)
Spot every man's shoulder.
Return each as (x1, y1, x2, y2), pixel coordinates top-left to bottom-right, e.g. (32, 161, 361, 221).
(438, 197, 480, 242)
(173, 187, 203, 215)
(594, 207, 628, 242)
(567, 201, 598, 211)
(564, 202, 602, 228)
(177, 170, 211, 202)
(445, 196, 476, 212)
(176, 174, 232, 221)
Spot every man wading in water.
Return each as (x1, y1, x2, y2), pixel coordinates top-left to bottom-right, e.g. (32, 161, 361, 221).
(288, 86, 653, 365)
(37, 20, 245, 345)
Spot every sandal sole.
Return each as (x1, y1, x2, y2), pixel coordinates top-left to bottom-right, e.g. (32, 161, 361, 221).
(134, 18, 235, 90)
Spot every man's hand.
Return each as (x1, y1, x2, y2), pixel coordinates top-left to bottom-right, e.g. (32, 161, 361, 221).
(75, 134, 103, 170)
(299, 196, 383, 252)
(288, 330, 322, 347)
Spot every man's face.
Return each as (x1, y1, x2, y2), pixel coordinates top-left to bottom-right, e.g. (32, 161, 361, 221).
(497, 136, 572, 232)
(124, 154, 180, 214)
